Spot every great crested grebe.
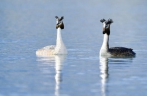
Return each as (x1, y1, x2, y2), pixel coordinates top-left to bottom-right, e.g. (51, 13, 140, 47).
(36, 16, 67, 56)
(100, 18, 136, 57)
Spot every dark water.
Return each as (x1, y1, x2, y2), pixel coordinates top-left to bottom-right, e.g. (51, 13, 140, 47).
(0, 0, 147, 96)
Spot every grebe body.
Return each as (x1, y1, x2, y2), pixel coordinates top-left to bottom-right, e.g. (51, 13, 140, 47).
(36, 16, 67, 56)
(100, 19, 136, 57)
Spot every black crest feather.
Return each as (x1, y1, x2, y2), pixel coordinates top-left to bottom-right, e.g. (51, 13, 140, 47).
(100, 19, 106, 23)
(55, 16, 58, 19)
(106, 19, 113, 24)
(59, 16, 64, 21)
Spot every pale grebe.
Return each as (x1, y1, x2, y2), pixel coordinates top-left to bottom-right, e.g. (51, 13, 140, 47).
(36, 16, 67, 56)
(100, 19, 136, 57)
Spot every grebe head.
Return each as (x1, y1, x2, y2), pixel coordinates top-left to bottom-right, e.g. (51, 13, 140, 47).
(100, 18, 113, 35)
(55, 16, 64, 29)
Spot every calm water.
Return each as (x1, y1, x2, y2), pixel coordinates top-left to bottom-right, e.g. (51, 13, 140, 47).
(0, 0, 147, 96)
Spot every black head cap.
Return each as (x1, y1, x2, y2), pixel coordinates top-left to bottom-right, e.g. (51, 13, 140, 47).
(55, 16, 64, 29)
(100, 18, 113, 35)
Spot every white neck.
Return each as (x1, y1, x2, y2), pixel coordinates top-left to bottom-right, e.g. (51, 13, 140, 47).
(55, 28, 67, 54)
(100, 34, 109, 56)
(56, 28, 63, 46)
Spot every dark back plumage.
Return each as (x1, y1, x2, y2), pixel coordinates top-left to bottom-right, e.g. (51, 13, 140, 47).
(109, 47, 136, 57)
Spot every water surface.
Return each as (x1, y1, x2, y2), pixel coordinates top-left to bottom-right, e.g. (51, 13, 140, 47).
(0, 0, 147, 96)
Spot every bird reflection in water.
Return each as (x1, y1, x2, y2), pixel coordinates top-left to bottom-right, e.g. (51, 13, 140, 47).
(54, 55, 66, 96)
(99, 56, 109, 96)
(36, 54, 66, 96)
(99, 55, 134, 96)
